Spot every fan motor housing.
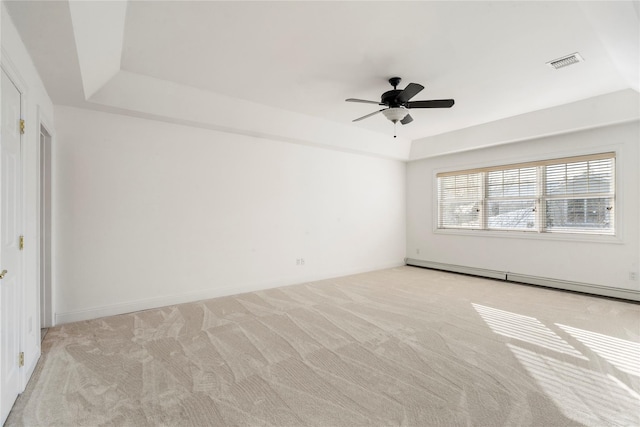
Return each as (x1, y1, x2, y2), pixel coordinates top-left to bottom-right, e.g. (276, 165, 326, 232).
(381, 90, 403, 107)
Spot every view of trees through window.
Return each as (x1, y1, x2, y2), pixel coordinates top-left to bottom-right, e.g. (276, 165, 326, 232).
(437, 154, 615, 235)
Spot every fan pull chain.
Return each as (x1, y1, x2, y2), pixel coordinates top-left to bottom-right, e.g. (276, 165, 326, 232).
(394, 121, 397, 138)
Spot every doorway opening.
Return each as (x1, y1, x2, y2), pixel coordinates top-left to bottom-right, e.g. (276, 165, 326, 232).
(40, 124, 52, 329)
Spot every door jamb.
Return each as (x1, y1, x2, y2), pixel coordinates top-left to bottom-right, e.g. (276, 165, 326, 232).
(37, 107, 54, 329)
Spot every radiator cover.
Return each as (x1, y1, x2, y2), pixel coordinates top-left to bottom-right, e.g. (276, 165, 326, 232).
(405, 258, 640, 302)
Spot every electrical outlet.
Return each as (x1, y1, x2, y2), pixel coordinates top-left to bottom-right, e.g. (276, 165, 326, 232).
(296, 259, 300, 265)
(300, 258, 305, 265)
(630, 272, 638, 281)
(416, 248, 420, 255)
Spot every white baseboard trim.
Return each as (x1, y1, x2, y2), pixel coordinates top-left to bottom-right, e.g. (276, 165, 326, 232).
(55, 262, 405, 325)
(55, 285, 251, 325)
(405, 258, 507, 280)
(505, 273, 640, 302)
(405, 258, 640, 302)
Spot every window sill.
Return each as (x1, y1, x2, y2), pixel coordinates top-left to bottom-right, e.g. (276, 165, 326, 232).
(433, 227, 623, 244)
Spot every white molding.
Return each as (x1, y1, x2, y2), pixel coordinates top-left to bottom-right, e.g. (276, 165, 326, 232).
(405, 258, 640, 302)
(405, 259, 507, 280)
(432, 228, 624, 245)
(55, 262, 404, 324)
(1, 48, 29, 95)
(36, 107, 55, 328)
(506, 272, 640, 302)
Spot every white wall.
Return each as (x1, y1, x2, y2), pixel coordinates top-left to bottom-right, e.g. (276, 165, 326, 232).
(407, 121, 640, 293)
(410, 89, 639, 160)
(89, 70, 413, 160)
(2, 1, 55, 385)
(53, 106, 406, 323)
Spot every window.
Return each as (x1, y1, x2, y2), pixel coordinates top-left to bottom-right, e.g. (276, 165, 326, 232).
(437, 153, 615, 235)
(438, 172, 482, 229)
(487, 167, 537, 230)
(544, 157, 614, 233)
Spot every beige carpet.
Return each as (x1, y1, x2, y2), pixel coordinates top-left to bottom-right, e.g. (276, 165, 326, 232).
(6, 266, 640, 426)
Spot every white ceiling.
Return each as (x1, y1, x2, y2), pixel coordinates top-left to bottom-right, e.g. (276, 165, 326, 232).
(4, 1, 640, 156)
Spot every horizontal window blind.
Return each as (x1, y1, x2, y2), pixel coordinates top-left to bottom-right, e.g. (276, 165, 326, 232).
(436, 152, 614, 177)
(544, 157, 614, 234)
(438, 172, 482, 229)
(487, 166, 538, 231)
(437, 152, 615, 235)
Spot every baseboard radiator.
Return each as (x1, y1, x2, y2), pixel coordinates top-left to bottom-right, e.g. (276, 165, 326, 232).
(405, 258, 640, 302)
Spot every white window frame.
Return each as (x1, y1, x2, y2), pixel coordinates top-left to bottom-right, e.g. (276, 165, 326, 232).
(435, 152, 618, 242)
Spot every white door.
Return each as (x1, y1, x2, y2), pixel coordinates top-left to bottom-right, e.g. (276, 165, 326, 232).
(0, 69, 23, 425)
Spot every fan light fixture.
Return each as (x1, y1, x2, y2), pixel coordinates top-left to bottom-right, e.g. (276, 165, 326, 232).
(382, 107, 409, 123)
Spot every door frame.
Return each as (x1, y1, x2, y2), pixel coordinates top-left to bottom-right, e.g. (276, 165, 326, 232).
(37, 107, 54, 329)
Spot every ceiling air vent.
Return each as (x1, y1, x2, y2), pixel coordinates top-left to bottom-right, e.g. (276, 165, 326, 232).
(547, 53, 584, 70)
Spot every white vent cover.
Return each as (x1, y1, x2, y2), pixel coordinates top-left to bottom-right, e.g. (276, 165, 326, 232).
(547, 53, 584, 69)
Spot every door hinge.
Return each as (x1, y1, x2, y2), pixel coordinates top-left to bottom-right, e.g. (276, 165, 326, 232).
(20, 119, 25, 135)
(19, 235, 24, 250)
(19, 352, 24, 367)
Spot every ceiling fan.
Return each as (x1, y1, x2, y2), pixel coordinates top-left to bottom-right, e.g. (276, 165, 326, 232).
(346, 77, 454, 137)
